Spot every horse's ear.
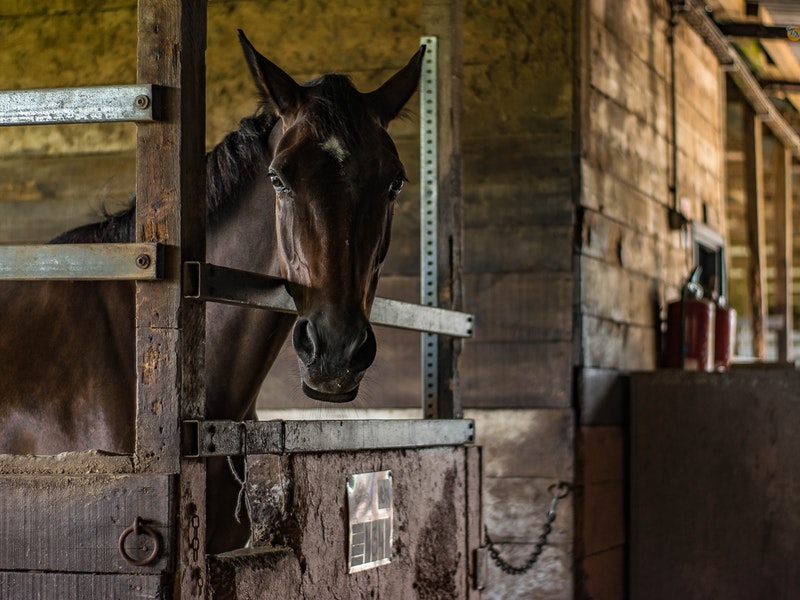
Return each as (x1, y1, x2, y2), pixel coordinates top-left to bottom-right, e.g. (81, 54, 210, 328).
(367, 45, 426, 128)
(238, 30, 303, 116)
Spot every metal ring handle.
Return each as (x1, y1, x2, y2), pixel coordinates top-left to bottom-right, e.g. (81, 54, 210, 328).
(547, 481, 571, 500)
(118, 517, 162, 567)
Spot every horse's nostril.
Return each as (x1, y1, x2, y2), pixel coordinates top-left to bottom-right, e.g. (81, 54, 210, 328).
(349, 326, 376, 372)
(293, 318, 319, 366)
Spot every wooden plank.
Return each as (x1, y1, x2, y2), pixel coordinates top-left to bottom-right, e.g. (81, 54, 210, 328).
(469, 408, 574, 479)
(743, 109, 768, 358)
(579, 255, 658, 328)
(0, 572, 165, 599)
(464, 273, 573, 342)
(465, 445, 483, 598)
(773, 145, 794, 362)
(422, 0, 463, 419)
(581, 315, 658, 370)
(464, 224, 573, 274)
(135, 2, 208, 598)
(0, 451, 133, 475)
(461, 341, 573, 409)
(0, 474, 173, 574)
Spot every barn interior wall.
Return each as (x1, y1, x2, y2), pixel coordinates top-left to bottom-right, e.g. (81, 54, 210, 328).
(0, 2, 578, 599)
(0, 1, 730, 598)
(577, 1, 726, 598)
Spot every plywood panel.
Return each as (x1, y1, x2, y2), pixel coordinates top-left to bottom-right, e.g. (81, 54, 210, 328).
(631, 369, 800, 600)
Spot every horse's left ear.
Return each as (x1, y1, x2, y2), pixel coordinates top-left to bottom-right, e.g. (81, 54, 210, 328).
(367, 46, 426, 128)
(238, 29, 304, 116)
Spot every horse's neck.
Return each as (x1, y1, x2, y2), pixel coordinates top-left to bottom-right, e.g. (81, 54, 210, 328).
(203, 164, 296, 420)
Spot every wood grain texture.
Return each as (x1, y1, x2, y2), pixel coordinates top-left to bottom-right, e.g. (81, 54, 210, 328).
(0, 474, 173, 574)
(135, 3, 208, 599)
(0, 572, 166, 600)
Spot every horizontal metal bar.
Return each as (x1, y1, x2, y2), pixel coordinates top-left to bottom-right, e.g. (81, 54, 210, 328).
(0, 243, 161, 280)
(182, 419, 474, 456)
(716, 22, 800, 41)
(183, 261, 292, 311)
(184, 262, 474, 337)
(0, 84, 158, 126)
(371, 296, 473, 338)
(282, 419, 475, 453)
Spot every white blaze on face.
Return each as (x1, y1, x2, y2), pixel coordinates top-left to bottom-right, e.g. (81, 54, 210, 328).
(321, 136, 348, 164)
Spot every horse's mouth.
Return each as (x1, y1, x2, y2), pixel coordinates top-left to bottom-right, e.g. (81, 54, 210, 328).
(302, 381, 359, 403)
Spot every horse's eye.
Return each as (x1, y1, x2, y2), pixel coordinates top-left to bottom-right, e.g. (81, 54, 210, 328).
(269, 170, 289, 193)
(388, 175, 405, 200)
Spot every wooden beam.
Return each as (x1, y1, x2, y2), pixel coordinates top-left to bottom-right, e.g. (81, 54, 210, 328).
(135, 0, 207, 597)
(743, 108, 768, 359)
(774, 145, 794, 362)
(422, 0, 464, 419)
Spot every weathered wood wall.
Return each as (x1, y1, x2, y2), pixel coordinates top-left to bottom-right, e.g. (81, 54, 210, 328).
(0, 0, 736, 598)
(576, 1, 726, 598)
(207, 446, 481, 599)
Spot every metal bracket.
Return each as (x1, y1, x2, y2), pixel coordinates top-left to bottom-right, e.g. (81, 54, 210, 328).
(0, 243, 162, 280)
(0, 84, 161, 126)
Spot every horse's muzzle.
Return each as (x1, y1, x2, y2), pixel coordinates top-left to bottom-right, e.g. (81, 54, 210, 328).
(292, 315, 376, 403)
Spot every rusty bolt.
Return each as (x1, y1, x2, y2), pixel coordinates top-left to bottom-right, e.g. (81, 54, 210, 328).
(134, 94, 151, 110)
(135, 254, 151, 269)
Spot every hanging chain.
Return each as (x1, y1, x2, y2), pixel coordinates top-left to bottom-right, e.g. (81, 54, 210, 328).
(484, 481, 572, 576)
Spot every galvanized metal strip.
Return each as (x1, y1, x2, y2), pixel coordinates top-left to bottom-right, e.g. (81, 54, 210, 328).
(420, 36, 439, 417)
(370, 297, 473, 338)
(181, 419, 474, 456)
(0, 243, 161, 280)
(184, 262, 474, 337)
(0, 85, 158, 126)
(282, 419, 474, 453)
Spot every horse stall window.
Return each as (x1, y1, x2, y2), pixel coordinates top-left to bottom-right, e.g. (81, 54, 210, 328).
(692, 222, 727, 301)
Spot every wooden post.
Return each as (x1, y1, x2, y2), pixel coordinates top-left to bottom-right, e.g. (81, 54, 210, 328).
(743, 108, 768, 359)
(135, 1, 207, 597)
(422, 0, 464, 419)
(774, 145, 794, 363)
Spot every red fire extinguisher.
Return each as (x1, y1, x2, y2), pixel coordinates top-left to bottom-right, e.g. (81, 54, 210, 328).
(665, 267, 716, 371)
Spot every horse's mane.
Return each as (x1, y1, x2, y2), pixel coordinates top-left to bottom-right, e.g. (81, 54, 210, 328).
(51, 110, 278, 244)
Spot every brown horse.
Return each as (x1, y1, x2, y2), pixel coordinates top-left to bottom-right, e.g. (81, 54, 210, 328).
(0, 31, 424, 552)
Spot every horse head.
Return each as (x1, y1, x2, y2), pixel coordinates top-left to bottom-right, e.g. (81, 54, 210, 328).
(239, 31, 424, 402)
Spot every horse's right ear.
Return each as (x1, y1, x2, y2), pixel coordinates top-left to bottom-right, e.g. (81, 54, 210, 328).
(367, 45, 426, 128)
(238, 30, 304, 117)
